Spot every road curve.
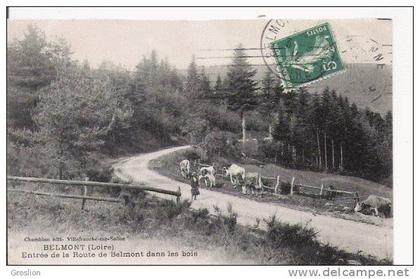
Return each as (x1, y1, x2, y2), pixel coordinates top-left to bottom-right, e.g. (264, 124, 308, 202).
(114, 145, 393, 259)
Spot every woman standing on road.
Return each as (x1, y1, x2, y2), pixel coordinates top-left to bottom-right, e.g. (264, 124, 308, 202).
(190, 172, 200, 201)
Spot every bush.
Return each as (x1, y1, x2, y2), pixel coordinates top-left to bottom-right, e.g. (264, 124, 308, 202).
(157, 199, 191, 220)
(264, 215, 318, 249)
(224, 204, 238, 233)
(246, 111, 267, 132)
(8, 130, 114, 181)
(184, 147, 208, 162)
(201, 130, 240, 159)
(213, 203, 238, 234)
(7, 140, 68, 178)
(203, 105, 241, 133)
(85, 153, 113, 182)
(192, 208, 210, 223)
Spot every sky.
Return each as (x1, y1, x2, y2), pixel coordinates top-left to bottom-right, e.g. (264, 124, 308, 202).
(8, 19, 392, 70)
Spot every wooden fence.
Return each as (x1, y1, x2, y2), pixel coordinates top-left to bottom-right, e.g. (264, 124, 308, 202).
(7, 176, 182, 209)
(214, 170, 357, 200)
(258, 174, 357, 198)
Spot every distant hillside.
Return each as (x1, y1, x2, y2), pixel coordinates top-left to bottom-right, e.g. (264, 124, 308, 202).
(187, 63, 392, 115)
(309, 64, 392, 116)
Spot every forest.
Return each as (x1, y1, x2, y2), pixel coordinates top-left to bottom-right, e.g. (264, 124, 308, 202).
(7, 25, 393, 185)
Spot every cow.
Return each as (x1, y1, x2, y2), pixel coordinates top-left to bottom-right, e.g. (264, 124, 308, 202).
(198, 165, 215, 177)
(179, 159, 191, 178)
(199, 173, 216, 188)
(223, 164, 245, 188)
(242, 172, 263, 195)
(354, 195, 392, 218)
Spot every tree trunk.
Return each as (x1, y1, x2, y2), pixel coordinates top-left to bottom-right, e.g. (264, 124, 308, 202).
(331, 138, 335, 169)
(241, 112, 246, 147)
(340, 142, 344, 171)
(316, 129, 322, 169)
(302, 149, 305, 166)
(324, 131, 328, 170)
(268, 124, 273, 139)
(292, 146, 296, 163)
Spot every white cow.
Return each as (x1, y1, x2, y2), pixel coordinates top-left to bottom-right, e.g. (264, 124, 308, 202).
(354, 195, 392, 217)
(223, 164, 245, 188)
(242, 172, 263, 195)
(199, 165, 215, 177)
(199, 173, 216, 188)
(179, 159, 190, 178)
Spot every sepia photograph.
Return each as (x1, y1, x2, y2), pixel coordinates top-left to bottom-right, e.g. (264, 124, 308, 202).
(5, 7, 413, 267)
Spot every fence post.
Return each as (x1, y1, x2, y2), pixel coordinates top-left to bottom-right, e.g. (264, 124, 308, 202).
(258, 175, 264, 194)
(290, 177, 295, 195)
(353, 192, 360, 203)
(319, 184, 324, 196)
(176, 187, 181, 204)
(81, 186, 88, 210)
(274, 176, 280, 194)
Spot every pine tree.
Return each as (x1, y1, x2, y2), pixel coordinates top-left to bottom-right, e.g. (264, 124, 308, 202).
(309, 94, 323, 169)
(273, 99, 291, 163)
(7, 25, 59, 129)
(259, 70, 283, 139)
(185, 56, 201, 99)
(294, 87, 311, 166)
(225, 44, 259, 145)
(320, 88, 333, 170)
(199, 68, 211, 98)
(214, 75, 223, 93)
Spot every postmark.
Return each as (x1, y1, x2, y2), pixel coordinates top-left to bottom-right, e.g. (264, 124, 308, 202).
(260, 19, 392, 90)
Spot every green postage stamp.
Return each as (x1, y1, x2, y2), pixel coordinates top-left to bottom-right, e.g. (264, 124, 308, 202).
(271, 22, 345, 88)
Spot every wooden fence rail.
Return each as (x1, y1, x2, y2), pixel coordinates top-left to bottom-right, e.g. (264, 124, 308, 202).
(7, 176, 182, 208)
(8, 188, 122, 203)
(7, 176, 181, 197)
(294, 182, 356, 196)
(259, 175, 357, 197)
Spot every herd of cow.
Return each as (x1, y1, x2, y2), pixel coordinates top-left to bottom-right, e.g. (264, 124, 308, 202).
(179, 159, 263, 195)
(178, 159, 392, 218)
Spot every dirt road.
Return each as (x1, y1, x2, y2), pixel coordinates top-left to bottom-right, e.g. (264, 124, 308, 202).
(114, 146, 393, 259)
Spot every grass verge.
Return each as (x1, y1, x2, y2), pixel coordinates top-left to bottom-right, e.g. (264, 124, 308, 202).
(8, 184, 391, 265)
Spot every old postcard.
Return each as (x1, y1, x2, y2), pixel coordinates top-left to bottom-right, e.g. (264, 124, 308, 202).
(6, 7, 413, 266)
